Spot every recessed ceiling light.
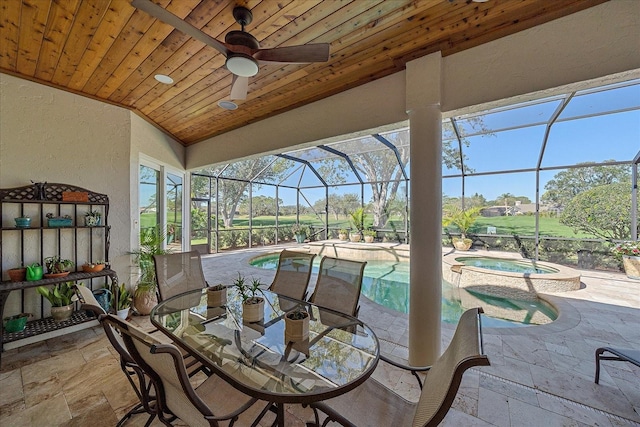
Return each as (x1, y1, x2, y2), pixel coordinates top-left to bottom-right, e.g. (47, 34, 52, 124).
(218, 100, 238, 110)
(472, 0, 489, 2)
(154, 74, 174, 84)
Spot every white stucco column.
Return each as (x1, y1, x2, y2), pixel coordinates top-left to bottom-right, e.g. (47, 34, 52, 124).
(407, 53, 443, 365)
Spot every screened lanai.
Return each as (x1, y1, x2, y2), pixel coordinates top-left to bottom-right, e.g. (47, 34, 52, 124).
(190, 78, 639, 271)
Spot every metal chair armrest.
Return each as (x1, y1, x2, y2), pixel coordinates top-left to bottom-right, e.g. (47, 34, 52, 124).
(379, 354, 431, 389)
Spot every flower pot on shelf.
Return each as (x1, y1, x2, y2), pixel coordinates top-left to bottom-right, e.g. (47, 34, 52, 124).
(3, 313, 31, 332)
(622, 255, 640, 280)
(44, 272, 70, 279)
(242, 298, 264, 323)
(285, 310, 309, 342)
(14, 217, 31, 228)
(84, 216, 101, 227)
(51, 304, 73, 323)
(82, 263, 105, 273)
(7, 267, 26, 282)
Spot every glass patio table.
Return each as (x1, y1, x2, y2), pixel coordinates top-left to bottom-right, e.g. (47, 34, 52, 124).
(150, 287, 379, 427)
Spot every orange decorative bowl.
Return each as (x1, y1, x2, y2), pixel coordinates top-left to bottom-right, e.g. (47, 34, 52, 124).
(82, 264, 105, 273)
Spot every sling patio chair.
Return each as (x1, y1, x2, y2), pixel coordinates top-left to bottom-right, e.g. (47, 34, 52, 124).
(595, 347, 640, 384)
(307, 307, 490, 427)
(100, 314, 273, 427)
(308, 257, 367, 318)
(153, 251, 208, 302)
(268, 249, 317, 301)
(75, 285, 158, 427)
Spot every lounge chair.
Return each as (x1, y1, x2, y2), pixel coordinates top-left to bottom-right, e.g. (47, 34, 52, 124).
(595, 347, 640, 384)
(308, 307, 490, 427)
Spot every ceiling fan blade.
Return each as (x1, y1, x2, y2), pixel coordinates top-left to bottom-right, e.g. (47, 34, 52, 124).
(131, 0, 229, 56)
(253, 43, 330, 64)
(230, 75, 249, 100)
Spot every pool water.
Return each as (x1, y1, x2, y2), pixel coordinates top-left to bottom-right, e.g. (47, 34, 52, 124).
(455, 257, 558, 274)
(250, 254, 557, 327)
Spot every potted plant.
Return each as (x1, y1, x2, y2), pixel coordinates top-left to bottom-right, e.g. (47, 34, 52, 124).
(611, 241, 640, 280)
(114, 283, 132, 319)
(291, 223, 309, 244)
(36, 281, 76, 322)
(284, 307, 309, 342)
(349, 208, 366, 242)
(84, 210, 102, 227)
(338, 228, 349, 241)
(82, 260, 105, 273)
(233, 274, 264, 322)
(14, 215, 31, 228)
(442, 206, 481, 251)
(46, 213, 73, 227)
(207, 283, 227, 307)
(363, 228, 376, 243)
(130, 226, 170, 315)
(44, 256, 74, 278)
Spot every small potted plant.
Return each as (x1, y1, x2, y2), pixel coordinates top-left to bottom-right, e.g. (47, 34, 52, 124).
(284, 306, 309, 342)
(442, 206, 481, 251)
(14, 215, 31, 228)
(84, 210, 102, 227)
(44, 256, 74, 278)
(233, 274, 264, 322)
(46, 213, 73, 227)
(363, 228, 376, 243)
(114, 283, 132, 320)
(36, 281, 76, 322)
(207, 283, 227, 307)
(611, 241, 640, 280)
(291, 223, 309, 244)
(82, 260, 105, 273)
(338, 228, 349, 241)
(349, 208, 366, 242)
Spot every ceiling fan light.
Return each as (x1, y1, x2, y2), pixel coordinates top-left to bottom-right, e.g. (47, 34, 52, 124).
(226, 54, 259, 77)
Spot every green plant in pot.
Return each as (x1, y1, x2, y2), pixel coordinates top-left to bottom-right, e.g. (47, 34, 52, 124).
(233, 274, 264, 322)
(363, 228, 376, 243)
(349, 207, 366, 242)
(338, 228, 349, 241)
(44, 256, 74, 276)
(36, 281, 76, 322)
(291, 223, 310, 244)
(130, 226, 170, 315)
(285, 306, 309, 342)
(84, 209, 102, 226)
(442, 206, 482, 251)
(113, 283, 132, 319)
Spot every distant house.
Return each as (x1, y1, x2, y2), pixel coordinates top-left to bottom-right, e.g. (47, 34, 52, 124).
(480, 206, 507, 217)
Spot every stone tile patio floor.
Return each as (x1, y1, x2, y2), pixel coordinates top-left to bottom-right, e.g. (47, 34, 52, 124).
(1, 245, 638, 426)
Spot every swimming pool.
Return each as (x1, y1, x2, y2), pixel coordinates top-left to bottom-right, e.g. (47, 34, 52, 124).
(455, 257, 558, 274)
(249, 254, 557, 327)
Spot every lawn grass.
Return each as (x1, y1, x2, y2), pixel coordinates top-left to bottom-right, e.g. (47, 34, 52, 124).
(471, 216, 595, 238)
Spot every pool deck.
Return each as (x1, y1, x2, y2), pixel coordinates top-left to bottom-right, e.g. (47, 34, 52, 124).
(1, 243, 637, 426)
(201, 244, 640, 426)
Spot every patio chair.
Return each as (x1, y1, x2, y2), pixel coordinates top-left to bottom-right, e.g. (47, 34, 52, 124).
(268, 250, 317, 300)
(308, 307, 490, 427)
(100, 314, 272, 427)
(153, 251, 208, 302)
(75, 285, 158, 427)
(308, 257, 366, 318)
(595, 347, 640, 384)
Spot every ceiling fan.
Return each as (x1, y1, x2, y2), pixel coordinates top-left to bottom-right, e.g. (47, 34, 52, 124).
(131, 0, 330, 101)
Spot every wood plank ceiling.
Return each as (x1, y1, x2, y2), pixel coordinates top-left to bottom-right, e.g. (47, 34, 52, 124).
(0, 0, 607, 146)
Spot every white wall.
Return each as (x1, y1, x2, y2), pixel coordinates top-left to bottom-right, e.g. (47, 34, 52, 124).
(187, 0, 640, 168)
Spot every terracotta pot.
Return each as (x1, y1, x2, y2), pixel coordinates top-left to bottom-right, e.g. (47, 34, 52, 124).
(622, 255, 640, 280)
(349, 233, 361, 243)
(51, 304, 73, 323)
(338, 233, 348, 241)
(44, 272, 70, 279)
(7, 267, 26, 282)
(285, 312, 309, 342)
(82, 264, 105, 273)
(134, 291, 158, 316)
(453, 238, 472, 251)
(242, 298, 264, 323)
(364, 235, 375, 243)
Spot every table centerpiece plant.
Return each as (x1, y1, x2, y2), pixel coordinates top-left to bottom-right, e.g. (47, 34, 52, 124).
(284, 306, 309, 342)
(36, 281, 75, 322)
(207, 283, 227, 307)
(233, 274, 264, 322)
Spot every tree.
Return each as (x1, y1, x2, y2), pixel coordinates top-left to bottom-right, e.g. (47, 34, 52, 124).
(192, 158, 287, 227)
(542, 163, 631, 208)
(560, 182, 635, 240)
